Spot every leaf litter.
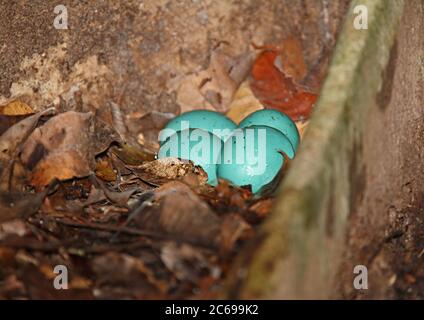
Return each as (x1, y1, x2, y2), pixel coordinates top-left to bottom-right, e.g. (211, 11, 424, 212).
(0, 39, 324, 299)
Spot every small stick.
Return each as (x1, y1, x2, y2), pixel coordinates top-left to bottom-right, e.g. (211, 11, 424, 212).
(55, 218, 166, 240)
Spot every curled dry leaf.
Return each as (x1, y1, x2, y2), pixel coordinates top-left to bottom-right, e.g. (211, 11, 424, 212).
(20, 111, 93, 187)
(17, 111, 120, 188)
(90, 115, 123, 155)
(95, 159, 117, 182)
(90, 175, 137, 206)
(111, 143, 156, 166)
(82, 185, 107, 207)
(250, 50, 317, 121)
(108, 101, 128, 141)
(131, 158, 208, 187)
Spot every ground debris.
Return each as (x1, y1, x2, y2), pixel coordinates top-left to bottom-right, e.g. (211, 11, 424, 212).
(0, 139, 274, 299)
(0, 66, 281, 301)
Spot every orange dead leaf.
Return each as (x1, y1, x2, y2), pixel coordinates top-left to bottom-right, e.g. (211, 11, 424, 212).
(250, 50, 317, 121)
(29, 149, 91, 187)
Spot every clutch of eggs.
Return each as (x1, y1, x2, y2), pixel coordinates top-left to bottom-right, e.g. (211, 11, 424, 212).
(158, 109, 299, 193)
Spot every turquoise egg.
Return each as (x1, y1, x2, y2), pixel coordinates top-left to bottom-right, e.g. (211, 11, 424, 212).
(217, 125, 294, 193)
(159, 110, 237, 144)
(158, 128, 222, 186)
(239, 109, 300, 151)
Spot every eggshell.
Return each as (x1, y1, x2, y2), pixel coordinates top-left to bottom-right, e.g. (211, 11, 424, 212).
(238, 109, 300, 151)
(158, 128, 222, 186)
(217, 125, 294, 193)
(159, 110, 237, 144)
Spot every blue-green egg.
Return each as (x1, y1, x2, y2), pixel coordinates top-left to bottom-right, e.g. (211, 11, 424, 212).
(239, 109, 300, 151)
(159, 110, 237, 144)
(217, 125, 294, 193)
(158, 128, 222, 186)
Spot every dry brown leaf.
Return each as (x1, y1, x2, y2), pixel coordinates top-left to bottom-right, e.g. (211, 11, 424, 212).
(226, 80, 264, 124)
(90, 176, 136, 206)
(177, 49, 254, 113)
(20, 111, 93, 187)
(83, 185, 107, 206)
(131, 181, 221, 248)
(16, 111, 119, 188)
(32, 150, 92, 187)
(90, 116, 122, 155)
(0, 108, 56, 165)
